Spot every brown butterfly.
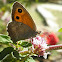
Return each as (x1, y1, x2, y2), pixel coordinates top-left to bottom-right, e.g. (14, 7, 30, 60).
(7, 1, 40, 43)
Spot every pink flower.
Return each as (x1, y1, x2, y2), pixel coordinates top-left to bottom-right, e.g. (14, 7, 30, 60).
(30, 36, 62, 59)
(19, 35, 62, 59)
(30, 36, 49, 59)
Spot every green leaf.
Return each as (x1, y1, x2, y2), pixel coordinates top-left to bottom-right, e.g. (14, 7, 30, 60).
(0, 47, 14, 60)
(2, 54, 20, 62)
(13, 50, 20, 59)
(25, 57, 35, 62)
(21, 42, 32, 47)
(58, 28, 62, 32)
(0, 34, 12, 44)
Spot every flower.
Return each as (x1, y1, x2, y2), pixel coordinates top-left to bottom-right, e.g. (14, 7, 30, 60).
(30, 36, 49, 59)
(18, 35, 62, 59)
(40, 32, 59, 45)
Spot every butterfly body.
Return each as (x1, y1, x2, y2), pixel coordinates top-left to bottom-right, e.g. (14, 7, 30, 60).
(7, 2, 39, 42)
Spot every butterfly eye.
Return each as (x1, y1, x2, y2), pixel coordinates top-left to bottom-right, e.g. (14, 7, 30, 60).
(18, 9, 22, 13)
(16, 16, 19, 19)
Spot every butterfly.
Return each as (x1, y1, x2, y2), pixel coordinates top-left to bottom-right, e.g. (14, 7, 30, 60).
(7, 1, 40, 43)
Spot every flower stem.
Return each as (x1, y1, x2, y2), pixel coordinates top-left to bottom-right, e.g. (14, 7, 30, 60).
(46, 44, 62, 52)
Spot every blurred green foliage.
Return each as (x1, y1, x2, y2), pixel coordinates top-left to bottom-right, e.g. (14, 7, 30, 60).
(0, 19, 6, 34)
(58, 28, 62, 32)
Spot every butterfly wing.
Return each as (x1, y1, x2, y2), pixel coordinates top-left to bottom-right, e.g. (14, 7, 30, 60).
(12, 1, 36, 31)
(7, 21, 37, 42)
